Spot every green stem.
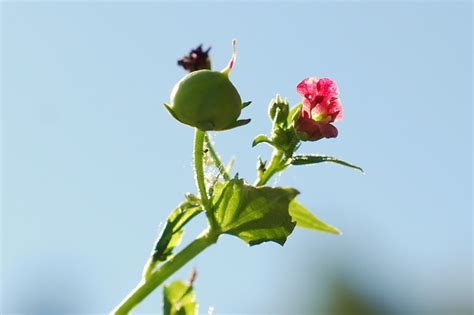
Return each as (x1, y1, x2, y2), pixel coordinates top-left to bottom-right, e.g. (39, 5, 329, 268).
(111, 229, 219, 314)
(111, 129, 222, 314)
(255, 149, 288, 186)
(194, 129, 211, 210)
(204, 134, 231, 181)
(194, 129, 219, 230)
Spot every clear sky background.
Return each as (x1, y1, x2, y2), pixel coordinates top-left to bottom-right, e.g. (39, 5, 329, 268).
(1, 1, 472, 315)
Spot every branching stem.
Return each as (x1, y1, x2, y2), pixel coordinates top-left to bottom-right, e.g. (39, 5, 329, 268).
(255, 149, 289, 186)
(110, 129, 224, 314)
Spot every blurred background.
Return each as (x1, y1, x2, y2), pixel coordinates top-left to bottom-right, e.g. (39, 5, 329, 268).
(1, 1, 472, 315)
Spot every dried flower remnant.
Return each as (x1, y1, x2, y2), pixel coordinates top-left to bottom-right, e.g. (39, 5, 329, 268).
(177, 45, 212, 72)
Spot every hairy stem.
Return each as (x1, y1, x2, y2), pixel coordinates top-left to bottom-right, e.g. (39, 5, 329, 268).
(194, 129, 219, 230)
(194, 129, 211, 210)
(204, 133, 231, 181)
(111, 129, 223, 314)
(111, 229, 219, 314)
(255, 149, 288, 186)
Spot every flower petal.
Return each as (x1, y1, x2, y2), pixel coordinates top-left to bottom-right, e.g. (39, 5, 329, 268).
(301, 99, 313, 117)
(295, 116, 323, 141)
(318, 123, 338, 138)
(297, 77, 319, 101)
(317, 78, 339, 100)
(295, 115, 339, 141)
(330, 98, 343, 122)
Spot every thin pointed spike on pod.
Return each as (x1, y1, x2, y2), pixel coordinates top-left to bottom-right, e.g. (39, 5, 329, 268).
(222, 39, 237, 76)
(242, 101, 252, 109)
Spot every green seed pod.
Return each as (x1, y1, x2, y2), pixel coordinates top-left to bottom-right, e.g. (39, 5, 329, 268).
(165, 40, 250, 131)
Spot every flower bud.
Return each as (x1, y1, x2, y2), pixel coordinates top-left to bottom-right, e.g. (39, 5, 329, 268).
(165, 41, 250, 131)
(268, 95, 289, 126)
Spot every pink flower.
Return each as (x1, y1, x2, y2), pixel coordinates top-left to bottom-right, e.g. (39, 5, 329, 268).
(294, 77, 343, 141)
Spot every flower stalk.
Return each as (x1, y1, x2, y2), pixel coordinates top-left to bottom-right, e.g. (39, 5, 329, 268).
(194, 129, 211, 211)
(255, 149, 289, 187)
(194, 129, 219, 230)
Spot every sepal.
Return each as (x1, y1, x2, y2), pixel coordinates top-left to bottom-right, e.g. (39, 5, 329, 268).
(242, 101, 252, 109)
(164, 103, 184, 123)
(222, 118, 251, 131)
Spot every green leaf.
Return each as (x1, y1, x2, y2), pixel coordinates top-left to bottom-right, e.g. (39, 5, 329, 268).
(151, 200, 203, 263)
(211, 178, 298, 246)
(289, 199, 341, 235)
(287, 103, 302, 126)
(252, 134, 273, 147)
(291, 154, 364, 173)
(163, 280, 198, 315)
(144, 201, 203, 280)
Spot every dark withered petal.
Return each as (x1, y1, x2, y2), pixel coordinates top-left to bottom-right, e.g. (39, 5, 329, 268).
(177, 45, 211, 72)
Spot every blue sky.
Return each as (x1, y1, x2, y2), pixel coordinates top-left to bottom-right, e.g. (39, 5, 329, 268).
(1, 2, 472, 314)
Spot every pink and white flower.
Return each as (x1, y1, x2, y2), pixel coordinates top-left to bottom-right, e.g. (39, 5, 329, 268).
(295, 77, 343, 141)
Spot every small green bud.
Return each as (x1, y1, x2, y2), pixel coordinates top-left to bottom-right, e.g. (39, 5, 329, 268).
(288, 104, 302, 127)
(268, 95, 289, 126)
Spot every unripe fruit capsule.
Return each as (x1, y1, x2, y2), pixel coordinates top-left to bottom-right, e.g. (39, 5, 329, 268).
(169, 70, 242, 130)
(165, 40, 250, 131)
